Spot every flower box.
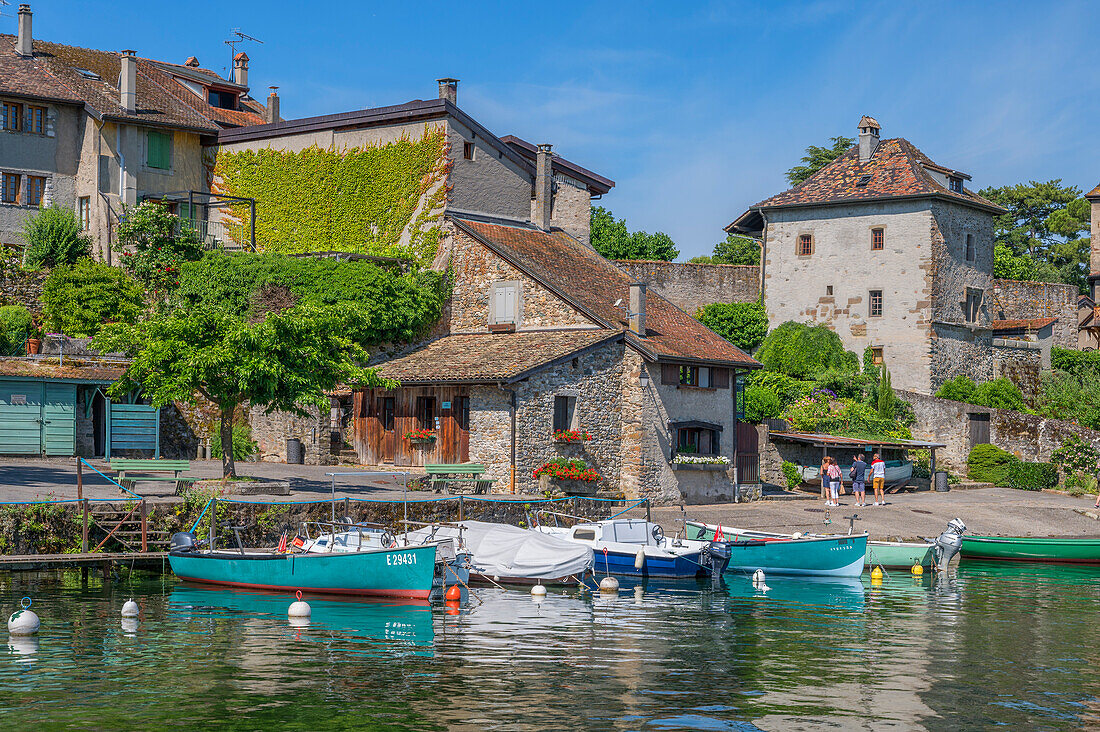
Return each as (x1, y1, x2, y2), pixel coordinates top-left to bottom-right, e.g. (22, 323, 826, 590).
(405, 428, 436, 445)
(553, 429, 592, 444)
(671, 463, 728, 472)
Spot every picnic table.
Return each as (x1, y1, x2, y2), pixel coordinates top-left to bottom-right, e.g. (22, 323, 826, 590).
(110, 459, 194, 495)
(425, 463, 494, 495)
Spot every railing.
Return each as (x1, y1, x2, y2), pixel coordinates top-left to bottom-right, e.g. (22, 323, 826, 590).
(177, 217, 254, 252)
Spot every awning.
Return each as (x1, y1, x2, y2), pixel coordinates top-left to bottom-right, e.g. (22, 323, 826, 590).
(769, 431, 945, 449)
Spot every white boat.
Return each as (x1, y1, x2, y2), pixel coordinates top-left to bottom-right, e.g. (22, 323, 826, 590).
(532, 518, 730, 578)
(405, 521, 594, 585)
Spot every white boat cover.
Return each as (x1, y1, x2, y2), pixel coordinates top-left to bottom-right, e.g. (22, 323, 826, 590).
(406, 521, 593, 581)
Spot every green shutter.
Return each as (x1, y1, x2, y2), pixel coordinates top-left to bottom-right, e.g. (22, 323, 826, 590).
(148, 131, 170, 169)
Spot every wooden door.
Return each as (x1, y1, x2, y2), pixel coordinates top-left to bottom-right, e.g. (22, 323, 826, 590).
(458, 395, 470, 463)
(0, 380, 44, 455)
(968, 413, 990, 448)
(380, 396, 396, 463)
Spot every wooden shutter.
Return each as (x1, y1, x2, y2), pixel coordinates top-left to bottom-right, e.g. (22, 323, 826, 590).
(553, 396, 569, 432)
(712, 368, 729, 389)
(148, 131, 170, 169)
(661, 364, 678, 385)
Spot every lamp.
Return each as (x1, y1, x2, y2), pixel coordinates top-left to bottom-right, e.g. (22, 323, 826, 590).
(639, 368, 650, 387)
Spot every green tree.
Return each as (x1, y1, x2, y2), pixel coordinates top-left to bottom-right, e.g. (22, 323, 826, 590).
(22, 205, 92, 269)
(0, 305, 33, 355)
(115, 201, 204, 297)
(708, 233, 760, 265)
(877, 367, 895, 419)
(589, 206, 679, 261)
(93, 304, 394, 479)
(40, 259, 146, 337)
(786, 136, 854, 186)
(695, 302, 768, 352)
(755, 321, 858, 379)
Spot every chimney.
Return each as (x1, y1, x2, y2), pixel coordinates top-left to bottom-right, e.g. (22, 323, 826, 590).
(120, 50, 137, 113)
(535, 143, 553, 231)
(629, 283, 647, 336)
(265, 86, 280, 124)
(437, 78, 458, 105)
(16, 4, 32, 57)
(858, 115, 881, 163)
(233, 52, 249, 88)
(185, 56, 199, 68)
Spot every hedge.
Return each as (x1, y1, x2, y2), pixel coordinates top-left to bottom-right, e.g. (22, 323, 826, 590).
(1001, 461, 1058, 491)
(967, 443, 1019, 484)
(1051, 347, 1100, 377)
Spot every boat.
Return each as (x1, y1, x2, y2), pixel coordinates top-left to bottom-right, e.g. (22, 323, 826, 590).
(960, 535, 1100, 565)
(531, 517, 730, 579)
(685, 522, 867, 577)
(865, 539, 935, 569)
(403, 520, 594, 585)
(168, 531, 440, 600)
(800, 460, 913, 487)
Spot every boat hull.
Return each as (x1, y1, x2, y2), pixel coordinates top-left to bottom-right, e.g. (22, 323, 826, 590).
(687, 523, 867, 577)
(169, 545, 439, 599)
(866, 541, 934, 569)
(592, 548, 713, 578)
(960, 536, 1100, 565)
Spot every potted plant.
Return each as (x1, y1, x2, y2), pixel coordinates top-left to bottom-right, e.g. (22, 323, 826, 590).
(534, 458, 601, 495)
(553, 428, 592, 444)
(25, 321, 42, 355)
(405, 428, 436, 445)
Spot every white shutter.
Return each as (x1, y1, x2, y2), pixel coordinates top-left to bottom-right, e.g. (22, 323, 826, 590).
(698, 367, 710, 388)
(503, 286, 516, 322)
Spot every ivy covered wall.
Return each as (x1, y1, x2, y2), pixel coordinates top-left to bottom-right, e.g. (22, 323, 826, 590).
(213, 128, 450, 263)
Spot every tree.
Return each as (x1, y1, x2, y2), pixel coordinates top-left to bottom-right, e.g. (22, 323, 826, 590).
(755, 321, 858, 379)
(40, 258, 146, 337)
(22, 205, 92, 269)
(115, 201, 204, 297)
(589, 206, 679, 261)
(786, 136, 854, 186)
(93, 304, 395, 479)
(696, 302, 768, 352)
(877, 367, 895, 419)
(703, 233, 760, 265)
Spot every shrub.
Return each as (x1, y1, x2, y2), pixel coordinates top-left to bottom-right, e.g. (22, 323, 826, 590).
(22, 205, 92, 269)
(1064, 471, 1098, 497)
(781, 461, 803, 490)
(0, 305, 33, 355)
(744, 385, 782, 423)
(911, 449, 931, 478)
(813, 369, 874, 402)
(1002, 461, 1058, 491)
(1051, 347, 1100, 378)
(210, 424, 258, 461)
(973, 378, 1025, 411)
(115, 201, 204, 296)
(696, 302, 768, 352)
(40, 258, 145, 337)
(967, 444, 1019, 484)
(745, 370, 811, 406)
(936, 375, 977, 403)
(1037, 371, 1100, 430)
(782, 390, 912, 441)
(755, 321, 858, 379)
(1051, 434, 1100, 475)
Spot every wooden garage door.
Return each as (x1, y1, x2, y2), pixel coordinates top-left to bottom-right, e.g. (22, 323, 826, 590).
(43, 383, 77, 456)
(0, 380, 44, 455)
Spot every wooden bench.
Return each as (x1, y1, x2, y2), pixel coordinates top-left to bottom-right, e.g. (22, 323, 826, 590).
(425, 463, 493, 495)
(110, 459, 194, 495)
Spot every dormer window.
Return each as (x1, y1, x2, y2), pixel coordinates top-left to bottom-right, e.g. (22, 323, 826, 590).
(207, 89, 238, 110)
(948, 177, 963, 193)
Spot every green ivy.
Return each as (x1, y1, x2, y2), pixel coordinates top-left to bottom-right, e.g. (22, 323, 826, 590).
(214, 129, 450, 263)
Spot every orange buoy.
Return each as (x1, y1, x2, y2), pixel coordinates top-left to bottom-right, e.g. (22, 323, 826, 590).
(445, 585, 461, 601)
(445, 601, 460, 616)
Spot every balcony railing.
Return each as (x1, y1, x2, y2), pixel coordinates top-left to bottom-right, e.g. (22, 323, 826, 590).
(179, 217, 254, 252)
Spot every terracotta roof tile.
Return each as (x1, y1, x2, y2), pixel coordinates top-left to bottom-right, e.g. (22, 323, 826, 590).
(1087, 183, 1100, 200)
(0, 358, 124, 382)
(749, 138, 1003, 214)
(373, 330, 620, 383)
(452, 219, 760, 368)
(989, 317, 1058, 332)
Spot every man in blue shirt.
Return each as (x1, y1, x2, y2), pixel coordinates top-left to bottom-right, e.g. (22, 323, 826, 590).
(850, 454, 868, 508)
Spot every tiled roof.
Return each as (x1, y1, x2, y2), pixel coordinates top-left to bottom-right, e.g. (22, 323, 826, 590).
(1087, 183, 1100, 200)
(452, 218, 760, 368)
(0, 358, 124, 382)
(0, 35, 265, 131)
(373, 330, 620, 383)
(746, 138, 1002, 213)
(989, 317, 1058, 332)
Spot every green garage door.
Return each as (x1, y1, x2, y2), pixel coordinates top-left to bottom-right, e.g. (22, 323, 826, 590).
(43, 383, 76, 456)
(0, 380, 45, 455)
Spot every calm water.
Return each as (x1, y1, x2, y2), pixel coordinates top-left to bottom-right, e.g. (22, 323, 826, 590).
(2, 564, 1099, 731)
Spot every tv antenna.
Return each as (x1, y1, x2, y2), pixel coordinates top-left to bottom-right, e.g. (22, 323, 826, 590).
(224, 28, 263, 78)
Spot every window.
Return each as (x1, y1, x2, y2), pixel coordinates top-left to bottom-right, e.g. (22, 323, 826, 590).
(949, 177, 963, 193)
(856, 174, 873, 187)
(78, 197, 90, 229)
(797, 233, 813, 256)
(2, 101, 22, 131)
(553, 395, 576, 432)
(870, 347, 884, 365)
(1, 173, 19, 204)
(965, 233, 975, 262)
(871, 228, 884, 251)
(491, 282, 519, 324)
(826, 285, 833, 296)
(676, 425, 720, 456)
(416, 396, 436, 430)
(380, 397, 395, 431)
(463, 141, 474, 160)
(679, 366, 710, 388)
(146, 131, 171, 170)
(25, 176, 45, 207)
(28, 106, 45, 134)
(965, 288, 982, 323)
(869, 290, 883, 317)
(207, 90, 238, 110)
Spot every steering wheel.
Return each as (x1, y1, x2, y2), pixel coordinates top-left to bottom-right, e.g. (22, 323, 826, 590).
(380, 532, 395, 548)
(651, 525, 665, 544)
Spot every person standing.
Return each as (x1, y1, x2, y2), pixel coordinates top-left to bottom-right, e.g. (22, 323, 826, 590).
(871, 453, 886, 506)
(826, 458, 843, 507)
(820, 456, 831, 503)
(850, 453, 868, 507)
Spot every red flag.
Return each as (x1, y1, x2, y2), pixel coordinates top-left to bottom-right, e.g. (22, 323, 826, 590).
(277, 532, 287, 553)
(714, 524, 725, 542)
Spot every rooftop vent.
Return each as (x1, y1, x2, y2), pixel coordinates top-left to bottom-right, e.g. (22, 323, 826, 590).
(74, 68, 101, 80)
(856, 174, 872, 187)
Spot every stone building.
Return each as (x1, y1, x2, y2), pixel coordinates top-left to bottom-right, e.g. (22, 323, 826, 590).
(1082, 184, 1100, 348)
(729, 117, 1010, 394)
(351, 216, 761, 505)
(0, 4, 271, 257)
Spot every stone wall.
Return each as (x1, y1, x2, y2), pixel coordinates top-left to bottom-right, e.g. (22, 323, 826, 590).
(546, 177, 592, 246)
(990, 278, 1080, 349)
(250, 403, 335, 466)
(930, 323, 993, 389)
(900, 388, 1100, 473)
(0, 245, 46, 318)
(991, 341, 1043, 403)
(613, 260, 760, 313)
(928, 200, 995, 325)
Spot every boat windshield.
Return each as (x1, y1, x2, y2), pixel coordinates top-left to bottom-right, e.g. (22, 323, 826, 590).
(612, 521, 650, 545)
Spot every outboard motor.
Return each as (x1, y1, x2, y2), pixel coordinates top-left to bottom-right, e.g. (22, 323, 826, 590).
(704, 541, 731, 578)
(933, 518, 967, 570)
(170, 531, 200, 553)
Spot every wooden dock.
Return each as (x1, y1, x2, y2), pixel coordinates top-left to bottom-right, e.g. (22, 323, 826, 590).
(0, 551, 168, 571)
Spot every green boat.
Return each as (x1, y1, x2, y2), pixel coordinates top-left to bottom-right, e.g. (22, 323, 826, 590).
(865, 540, 935, 569)
(960, 535, 1100, 565)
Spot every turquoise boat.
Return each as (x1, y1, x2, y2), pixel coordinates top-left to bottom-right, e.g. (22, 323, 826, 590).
(168, 543, 440, 600)
(865, 540, 935, 569)
(686, 522, 867, 577)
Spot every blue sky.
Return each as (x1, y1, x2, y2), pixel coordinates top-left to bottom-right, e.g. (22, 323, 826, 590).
(22, 1, 1100, 259)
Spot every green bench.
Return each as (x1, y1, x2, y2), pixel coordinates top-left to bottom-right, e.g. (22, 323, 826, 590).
(110, 459, 194, 495)
(425, 463, 494, 495)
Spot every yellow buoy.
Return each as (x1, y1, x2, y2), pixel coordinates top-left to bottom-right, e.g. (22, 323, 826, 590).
(911, 562, 924, 576)
(870, 565, 884, 581)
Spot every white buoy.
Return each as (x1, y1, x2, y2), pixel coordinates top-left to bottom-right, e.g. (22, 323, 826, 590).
(599, 576, 620, 593)
(8, 597, 39, 636)
(792, 532, 803, 539)
(7, 635, 38, 657)
(289, 616, 310, 628)
(120, 617, 139, 635)
(531, 583, 547, 596)
(288, 590, 311, 618)
(633, 585, 644, 604)
(752, 569, 765, 585)
(121, 599, 139, 618)
(634, 548, 646, 570)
